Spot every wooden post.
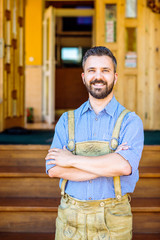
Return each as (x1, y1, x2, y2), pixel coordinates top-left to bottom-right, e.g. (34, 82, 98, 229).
(0, 0, 4, 132)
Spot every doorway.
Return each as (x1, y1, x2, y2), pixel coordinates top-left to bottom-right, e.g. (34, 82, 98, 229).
(42, 2, 95, 124)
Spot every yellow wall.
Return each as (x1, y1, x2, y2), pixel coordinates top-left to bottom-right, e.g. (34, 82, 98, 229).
(25, 0, 42, 65)
(25, 0, 43, 122)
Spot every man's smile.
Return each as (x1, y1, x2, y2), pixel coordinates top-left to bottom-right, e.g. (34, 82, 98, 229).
(91, 80, 106, 88)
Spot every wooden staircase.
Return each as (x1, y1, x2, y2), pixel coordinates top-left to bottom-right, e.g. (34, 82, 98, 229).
(0, 145, 160, 239)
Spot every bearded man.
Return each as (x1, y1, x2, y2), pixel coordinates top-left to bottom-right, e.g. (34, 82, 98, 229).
(45, 46, 144, 240)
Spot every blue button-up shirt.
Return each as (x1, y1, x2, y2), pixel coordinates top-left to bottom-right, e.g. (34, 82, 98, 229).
(46, 96, 144, 200)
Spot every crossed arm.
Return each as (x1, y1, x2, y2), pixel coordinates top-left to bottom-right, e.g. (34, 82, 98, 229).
(45, 143, 132, 181)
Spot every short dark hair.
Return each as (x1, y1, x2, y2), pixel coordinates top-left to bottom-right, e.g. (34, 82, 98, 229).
(82, 46, 117, 73)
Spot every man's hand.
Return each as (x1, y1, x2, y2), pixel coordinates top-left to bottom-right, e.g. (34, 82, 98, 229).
(115, 142, 130, 152)
(45, 146, 74, 167)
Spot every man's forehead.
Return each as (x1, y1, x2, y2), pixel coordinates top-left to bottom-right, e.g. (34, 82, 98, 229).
(84, 55, 113, 68)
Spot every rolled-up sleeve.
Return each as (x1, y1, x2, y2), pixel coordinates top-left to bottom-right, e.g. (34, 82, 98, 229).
(116, 112, 144, 175)
(45, 112, 68, 174)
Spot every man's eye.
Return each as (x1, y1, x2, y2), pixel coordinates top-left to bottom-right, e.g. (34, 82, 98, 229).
(88, 69, 95, 72)
(103, 69, 109, 72)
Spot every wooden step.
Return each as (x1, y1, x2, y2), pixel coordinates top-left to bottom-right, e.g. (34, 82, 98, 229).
(140, 145, 160, 167)
(0, 197, 159, 212)
(0, 177, 60, 198)
(0, 166, 159, 198)
(0, 145, 48, 167)
(0, 145, 159, 167)
(0, 166, 160, 177)
(0, 197, 159, 233)
(0, 232, 159, 240)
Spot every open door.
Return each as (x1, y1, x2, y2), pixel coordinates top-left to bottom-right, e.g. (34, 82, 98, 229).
(42, 6, 56, 124)
(0, 0, 25, 131)
(42, 7, 95, 123)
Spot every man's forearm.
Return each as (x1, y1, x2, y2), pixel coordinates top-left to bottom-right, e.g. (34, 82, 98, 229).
(46, 145, 132, 177)
(48, 166, 99, 181)
(69, 152, 132, 177)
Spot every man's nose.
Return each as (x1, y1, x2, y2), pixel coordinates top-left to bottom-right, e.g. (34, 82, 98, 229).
(95, 71, 102, 79)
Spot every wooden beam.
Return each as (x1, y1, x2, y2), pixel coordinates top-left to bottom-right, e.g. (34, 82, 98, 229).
(55, 8, 95, 17)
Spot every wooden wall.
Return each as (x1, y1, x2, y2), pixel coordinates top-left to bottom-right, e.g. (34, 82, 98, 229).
(0, 0, 3, 131)
(144, 7, 160, 129)
(95, 0, 160, 130)
(0, 0, 25, 131)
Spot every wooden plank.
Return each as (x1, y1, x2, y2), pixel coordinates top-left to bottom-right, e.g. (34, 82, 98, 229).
(133, 212, 160, 233)
(131, 198, 160, 212)
(0, 144, 159, 151)
(0, 233, 55, 240)
(115, 0, 125, 105)
(55, 9, 95, 17)
(0, 144, 49, 150)
(0, 197, 159, 213)
(137, 0, 146, 124)
(95, 0, 105, 45)
(0, 0, 4, 132)
(0, 209, 159, 233)
(132, 178, 160, 198)
(0, 158, 45, 167)
(0, 166, 160, 178)
(140, 146, 160, 167)
(154, 13, 160, 129)
(0, 212, 57, 233)
(0, 178, 60, 198)
(0, 175, 159, 198)
(124, 75, 137, 112)
(0, 233, 159, 240)
(139, 167, 160, 178)
(0, 197, 60, 210)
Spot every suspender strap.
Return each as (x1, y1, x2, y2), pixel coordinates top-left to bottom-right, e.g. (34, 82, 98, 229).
(111, 109, 130, 201)
(61, 110, 75, 196)
(67, 110, 75, 152)
(61, 179, 67, 196)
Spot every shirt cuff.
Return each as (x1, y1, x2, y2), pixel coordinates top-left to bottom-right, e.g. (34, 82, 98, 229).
(46, 160, 56, 174)
(116, 149, 140, 175)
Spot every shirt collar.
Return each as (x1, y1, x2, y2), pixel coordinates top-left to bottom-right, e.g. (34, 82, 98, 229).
(81, 99, 92, 115)
(81, 95, 118, 117)
(103, 95, 118, 117)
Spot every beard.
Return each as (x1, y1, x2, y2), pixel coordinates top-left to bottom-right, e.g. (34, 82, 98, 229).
(83, 78, 115, 99)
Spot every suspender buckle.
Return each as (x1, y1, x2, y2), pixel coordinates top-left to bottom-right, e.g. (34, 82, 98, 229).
(109, 137, 119, 151)
(67, 139, 75, 151)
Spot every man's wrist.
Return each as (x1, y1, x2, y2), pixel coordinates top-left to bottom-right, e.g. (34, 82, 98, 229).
(68, 154, 77, 167)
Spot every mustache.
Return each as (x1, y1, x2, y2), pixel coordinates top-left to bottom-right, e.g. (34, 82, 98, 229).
(90, 79, 106, 85)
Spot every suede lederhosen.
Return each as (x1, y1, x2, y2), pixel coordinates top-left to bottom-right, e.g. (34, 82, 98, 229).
(55, 109, 132, 240)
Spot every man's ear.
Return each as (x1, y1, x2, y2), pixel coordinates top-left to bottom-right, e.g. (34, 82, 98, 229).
(114, 73, 118, 85)
(81, 72, 85, 84)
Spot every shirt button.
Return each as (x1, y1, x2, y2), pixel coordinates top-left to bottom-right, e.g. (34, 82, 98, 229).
(89, 180, 92, 183)
(94, 133, 96, 136)
(95, 117, 98, 121)
(89, 197, 92, 200)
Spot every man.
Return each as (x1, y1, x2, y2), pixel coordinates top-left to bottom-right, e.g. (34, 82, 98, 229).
(45, 46, 144, 239)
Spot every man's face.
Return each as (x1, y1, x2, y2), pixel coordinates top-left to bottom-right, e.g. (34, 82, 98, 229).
(81, 55, 117, 99)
